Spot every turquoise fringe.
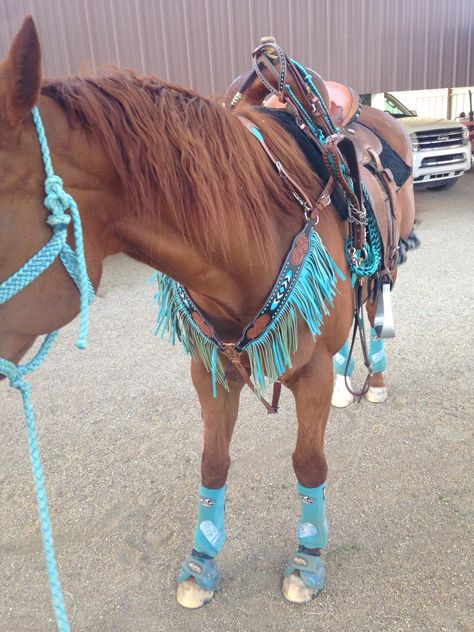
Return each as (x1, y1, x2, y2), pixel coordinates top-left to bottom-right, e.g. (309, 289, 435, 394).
(152, 273, 228, 391)
(153, 228, 344, 396)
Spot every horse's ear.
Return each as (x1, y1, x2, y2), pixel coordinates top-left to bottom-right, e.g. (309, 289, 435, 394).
(0, 15, 42, 128)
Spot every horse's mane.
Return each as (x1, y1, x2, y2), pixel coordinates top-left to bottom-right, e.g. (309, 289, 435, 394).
(41, 71, 320, 262)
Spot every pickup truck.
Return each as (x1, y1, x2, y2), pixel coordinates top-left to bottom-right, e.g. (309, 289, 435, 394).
(381, 93, 472, 190)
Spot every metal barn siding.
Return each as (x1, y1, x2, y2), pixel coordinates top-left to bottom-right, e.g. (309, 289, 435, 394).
(0, 0, 473, 94)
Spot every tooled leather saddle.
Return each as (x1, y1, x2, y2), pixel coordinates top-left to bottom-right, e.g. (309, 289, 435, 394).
(223, 38, 414, 297)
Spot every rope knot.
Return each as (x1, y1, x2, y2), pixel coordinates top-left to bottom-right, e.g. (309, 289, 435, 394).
(0, 358, 18, 383)
(45, 174, 67, 201)
(44, 175, 73, 230)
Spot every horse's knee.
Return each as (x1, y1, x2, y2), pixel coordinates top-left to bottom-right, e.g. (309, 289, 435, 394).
(292, 450, 327, 488)
(201, 453, 231, 489)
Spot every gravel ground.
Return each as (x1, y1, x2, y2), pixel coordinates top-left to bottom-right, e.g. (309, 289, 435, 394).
(1, 170, 473, 632)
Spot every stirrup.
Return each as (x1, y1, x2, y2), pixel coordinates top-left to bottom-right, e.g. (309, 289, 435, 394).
(283, 550, 325, 591)
(374, 282, 395, 338)
(177, 552, 220, 592)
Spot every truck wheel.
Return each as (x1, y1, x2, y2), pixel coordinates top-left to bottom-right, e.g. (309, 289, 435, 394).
(426, 178, 458, 191)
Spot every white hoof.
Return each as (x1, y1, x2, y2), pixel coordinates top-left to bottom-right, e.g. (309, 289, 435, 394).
(282, 572, 319, 604)
(176, 578, 215, 609)
(365, 385, 388, 403)
(331, 374, 354, 408)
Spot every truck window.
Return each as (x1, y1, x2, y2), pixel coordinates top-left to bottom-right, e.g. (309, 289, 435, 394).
(384, 94, 414, 118)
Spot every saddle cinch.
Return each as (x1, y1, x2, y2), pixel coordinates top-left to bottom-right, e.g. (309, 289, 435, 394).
(224, 39, 415, 336)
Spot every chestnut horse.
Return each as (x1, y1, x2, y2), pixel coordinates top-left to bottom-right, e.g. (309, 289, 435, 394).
(0, 17, 413, 619)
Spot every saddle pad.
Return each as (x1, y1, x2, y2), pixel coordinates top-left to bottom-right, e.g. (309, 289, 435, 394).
(260, 108, 411, 214)
(258, 107, 349, 220)
(358, 122, 412, 188)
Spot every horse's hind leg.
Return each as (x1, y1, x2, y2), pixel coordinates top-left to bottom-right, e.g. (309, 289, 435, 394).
(177, 357, 243, 609)
(365, 300, 388, 403)
(282, 347, 333, 603)
(332, 340, 355, 408)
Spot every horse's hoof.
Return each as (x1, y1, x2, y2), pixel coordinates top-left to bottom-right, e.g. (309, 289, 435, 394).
(176, 578, 215, 609)
(365, 385, 388, 403)
(282, 572, 320, 604)
(331, 374, 354, 408)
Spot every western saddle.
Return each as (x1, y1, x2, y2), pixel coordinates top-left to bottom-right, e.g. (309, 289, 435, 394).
(224, 38, 414, 304)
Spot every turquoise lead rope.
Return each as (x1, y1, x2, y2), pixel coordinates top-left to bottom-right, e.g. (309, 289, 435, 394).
(0, 106, 95, 631)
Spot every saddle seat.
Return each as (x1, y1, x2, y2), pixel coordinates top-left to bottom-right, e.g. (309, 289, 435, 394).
(326, 81, 361, 128)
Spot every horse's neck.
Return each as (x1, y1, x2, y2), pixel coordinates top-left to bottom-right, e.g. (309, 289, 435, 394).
(113, 204, 287, 334)
(40, 97, 295, 335)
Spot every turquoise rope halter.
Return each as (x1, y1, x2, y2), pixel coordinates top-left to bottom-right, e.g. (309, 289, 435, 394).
(0, 106, 95, 631)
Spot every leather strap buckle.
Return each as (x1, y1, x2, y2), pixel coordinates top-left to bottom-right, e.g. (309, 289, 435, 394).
(319, 193, 331, 208)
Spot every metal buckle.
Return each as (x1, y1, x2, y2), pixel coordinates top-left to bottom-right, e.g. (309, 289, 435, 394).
(389, 245, 400, 267)
(319, 193, 331, 208)
(326, 132, 343, 144)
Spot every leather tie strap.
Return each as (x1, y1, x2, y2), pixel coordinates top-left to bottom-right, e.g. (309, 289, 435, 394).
(252, 42, 288, 103)
(367, 147, 399, 273)
(223, 344, 281, 414)
(322, 134, 366, 250)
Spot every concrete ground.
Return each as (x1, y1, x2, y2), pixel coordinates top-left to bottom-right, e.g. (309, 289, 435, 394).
(1, 171, 473, 632)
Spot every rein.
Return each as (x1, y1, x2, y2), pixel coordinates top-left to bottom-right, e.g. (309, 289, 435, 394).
(0, 106, 95, 632)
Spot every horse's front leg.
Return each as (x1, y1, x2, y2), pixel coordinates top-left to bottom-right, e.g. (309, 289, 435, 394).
(282, 347, 333, 604)
(177, 357, 243, 609)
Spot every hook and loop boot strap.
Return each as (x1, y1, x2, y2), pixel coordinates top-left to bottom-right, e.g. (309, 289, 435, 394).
(223, 344, 281, 414)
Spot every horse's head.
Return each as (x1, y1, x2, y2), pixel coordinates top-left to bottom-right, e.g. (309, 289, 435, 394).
(0, 17, 48, 365)
(0, 17, 118, 367)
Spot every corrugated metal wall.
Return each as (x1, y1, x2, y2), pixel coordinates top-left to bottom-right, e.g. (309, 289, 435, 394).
(1, 0, 473, 94)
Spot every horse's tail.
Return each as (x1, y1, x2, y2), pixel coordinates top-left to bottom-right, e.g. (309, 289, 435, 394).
(398, 228, 421, 264)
